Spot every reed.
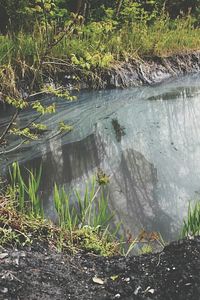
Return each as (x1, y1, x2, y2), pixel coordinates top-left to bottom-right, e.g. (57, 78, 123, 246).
(9, 162, 43, 216)
(9, 162, 114, 233)
(54, 178, 114, 232)
(182, 201, 200, 237)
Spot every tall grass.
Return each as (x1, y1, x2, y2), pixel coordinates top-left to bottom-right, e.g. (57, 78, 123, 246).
(9, 162, 114, 234)
(7, 163, 167, 255)
(9, 162, 43, 217)
(182, 201, 200, 237)
(1, 13, 200, 96)
(54, 178, 114, 231)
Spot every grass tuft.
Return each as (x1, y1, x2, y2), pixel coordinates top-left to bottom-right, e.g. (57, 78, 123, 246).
(1, 162, 120, 256)
(182, 201, 200, 237)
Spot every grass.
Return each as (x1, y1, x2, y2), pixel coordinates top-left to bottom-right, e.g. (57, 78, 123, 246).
(0, 162, 166, 256)
(0, 14, 200, 97)
(182, 201, 200, 237)
(0, 162, 120, 256)
(0, 195, 120, 255)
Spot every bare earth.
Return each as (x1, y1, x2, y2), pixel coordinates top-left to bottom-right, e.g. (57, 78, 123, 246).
(0, 237, 200, 300)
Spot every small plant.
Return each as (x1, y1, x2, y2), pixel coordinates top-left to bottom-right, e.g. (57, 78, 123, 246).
(6, 162, 120, 255)
(75, 226, 119, 256)
(8, 162, 43, 217)
(124, 229, 165, 256)
(54, 176, 114, 231)
(0, 163, 119, 256)
(182, 201, 200, 237)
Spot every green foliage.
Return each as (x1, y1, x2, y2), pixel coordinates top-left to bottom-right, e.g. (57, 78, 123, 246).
(9, 163, 115, 235)
(44, 86, 76, 101)
(31, 122, 47, 131)
(76, 226, 118, 256)
(54, 176, 114, 231)
(9, 128, 38, 140)
(5, 97, 28, 109)
(31, 101, 56, 114)
(5, 162, 120, 255)
(182, 201, 200, 237)
(8, 162, 43, 216)
(58, 121, 73, 133)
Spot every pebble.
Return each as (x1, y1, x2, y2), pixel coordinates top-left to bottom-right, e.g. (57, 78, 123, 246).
(134, 286, 142, 295)
(114, 294, 121, 298)
(1, 287, 8, 294)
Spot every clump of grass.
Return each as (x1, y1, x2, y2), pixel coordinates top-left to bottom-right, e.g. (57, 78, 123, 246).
(54, 177, 113, 231)
(182, 201, 200, 237)
(2, 162, 120, 256)
(8, 162, 43, 217)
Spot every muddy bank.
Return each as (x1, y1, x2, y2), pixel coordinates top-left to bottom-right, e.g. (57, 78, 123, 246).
(63, 52, 200, 89)
(1, 237, 200, 300)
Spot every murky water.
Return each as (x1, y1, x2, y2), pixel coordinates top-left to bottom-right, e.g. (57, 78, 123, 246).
(2, 74, 200, 241)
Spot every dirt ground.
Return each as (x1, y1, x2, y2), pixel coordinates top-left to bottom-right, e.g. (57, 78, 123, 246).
(0, 237, 200, 300)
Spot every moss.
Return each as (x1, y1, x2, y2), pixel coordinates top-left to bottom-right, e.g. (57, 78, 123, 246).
(0, 196, 119, 256)
(75, 226, 119, 256)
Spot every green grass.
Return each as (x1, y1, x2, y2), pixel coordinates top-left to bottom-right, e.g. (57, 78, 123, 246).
(182, 201, 200, 237)
(2, 162, 119, 256)
(0, 162, 168, 256)
(0, 14, 200, 97)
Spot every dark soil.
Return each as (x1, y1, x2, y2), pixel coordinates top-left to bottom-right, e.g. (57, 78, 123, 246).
(1, 237, 200, 300)
(63, 51, 200, 90)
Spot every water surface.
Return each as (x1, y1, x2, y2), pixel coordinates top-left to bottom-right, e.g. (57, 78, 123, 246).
(2, 74, 200, 241)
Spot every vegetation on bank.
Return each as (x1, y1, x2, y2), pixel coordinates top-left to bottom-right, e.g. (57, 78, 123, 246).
(0, 161, 200, 257)
(1, 1, 200, 99)
(0, 163, 120, 256)
(0, 1, 200, 155)
(1, 161, 200, 257)
(1, 1, 200, 257)
(0, 162, 166, 256)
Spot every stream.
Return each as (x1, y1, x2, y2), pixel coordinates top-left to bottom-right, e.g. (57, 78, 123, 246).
(2, 74, 200, 241)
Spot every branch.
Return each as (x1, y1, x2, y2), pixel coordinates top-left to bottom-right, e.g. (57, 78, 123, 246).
(0, 110, 18, 145)
(20, 113, 42, 131)
(0, 140, 27, 155)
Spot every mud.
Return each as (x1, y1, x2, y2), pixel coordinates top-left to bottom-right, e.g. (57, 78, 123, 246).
(63, 52, 200, 90)
(1, 237, 200, 300)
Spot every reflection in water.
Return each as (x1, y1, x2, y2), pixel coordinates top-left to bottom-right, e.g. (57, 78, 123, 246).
(2, 74, 200, 241)
(147, 86, 200, 101)
(111, 118, 126, 142)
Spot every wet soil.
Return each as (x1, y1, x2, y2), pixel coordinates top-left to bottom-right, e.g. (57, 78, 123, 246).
(63, 51, 200, 90)
(1, 237, 200, 300)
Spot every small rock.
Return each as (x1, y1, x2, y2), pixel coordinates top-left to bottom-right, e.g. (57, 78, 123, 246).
(134, 286, 142, 295)
(114, 294, 121, 298)
(148, 289, 155, 294)
(1, 287, 8, 294)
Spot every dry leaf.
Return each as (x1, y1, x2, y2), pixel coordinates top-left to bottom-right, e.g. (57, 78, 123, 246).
(92, 276, 104, 285)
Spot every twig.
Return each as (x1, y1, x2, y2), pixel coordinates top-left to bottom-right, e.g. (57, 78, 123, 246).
(20, 113, 42, 131)
(156, 253, 162, 267)
(0, 140, 27, 155)
(0, 110, 18, 145)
